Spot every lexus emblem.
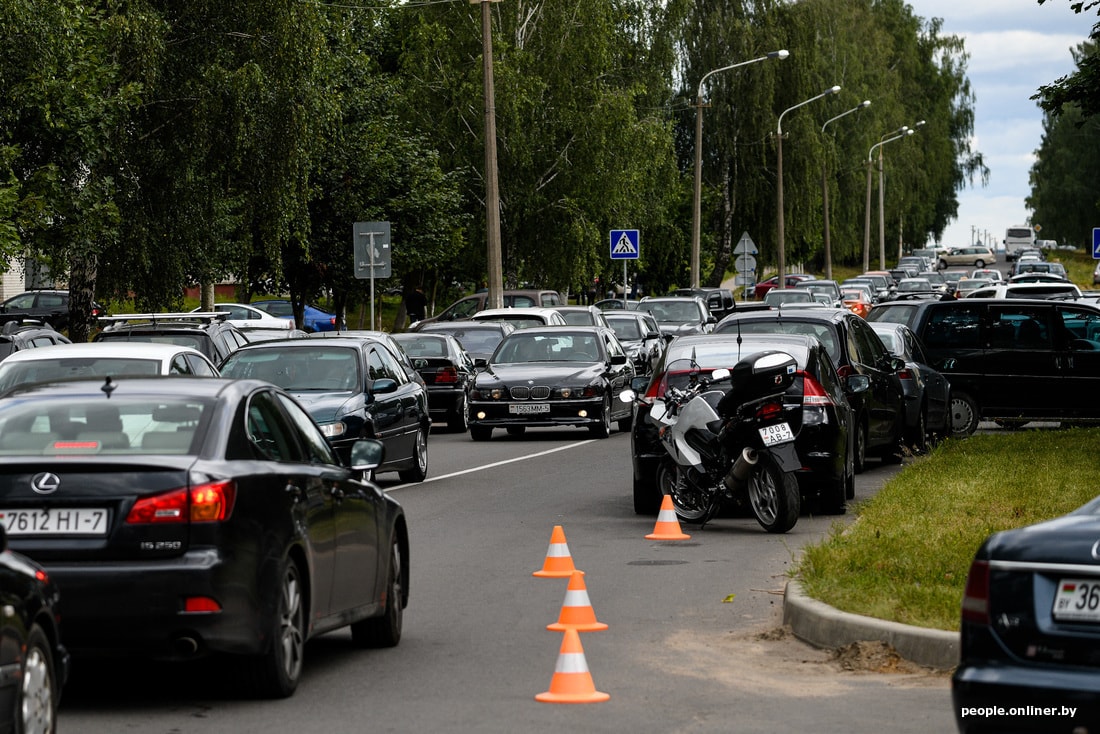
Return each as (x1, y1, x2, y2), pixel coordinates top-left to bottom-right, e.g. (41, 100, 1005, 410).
(31, 472, 60, 495)
(1092, 540, 1100, 561)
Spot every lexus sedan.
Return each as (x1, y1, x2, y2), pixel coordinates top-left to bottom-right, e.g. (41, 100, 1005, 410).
(468, 326, 634, 440)
(954, 495, 1100, 732)
(0, 377, 408, 699)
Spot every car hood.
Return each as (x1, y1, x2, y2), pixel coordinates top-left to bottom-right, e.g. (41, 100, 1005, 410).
(478, 363, 604, 385)
(657, 322, 704, 336)
(287, 391, 357, 422)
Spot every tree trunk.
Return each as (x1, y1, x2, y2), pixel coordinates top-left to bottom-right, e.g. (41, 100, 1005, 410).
(67, 255, 98, 343)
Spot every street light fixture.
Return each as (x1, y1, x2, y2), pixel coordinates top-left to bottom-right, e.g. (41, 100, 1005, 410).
(863, 126, 909, 272)
(776, 85, 841, 287)
(690, 49, 789, 289)
(820, 100, 870, 281)
(878, 120, 925, 268)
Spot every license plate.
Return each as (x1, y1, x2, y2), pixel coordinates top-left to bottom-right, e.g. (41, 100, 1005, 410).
(0, 508, 109, 536)
(759, 422, 795, 446)
(1052, 578, 1100, 622)
(509, 403, 550, 415)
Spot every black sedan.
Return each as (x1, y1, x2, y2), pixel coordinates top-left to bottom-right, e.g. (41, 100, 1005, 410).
(411, 321, 516, 363)
(468, 326, 634, 440)
(0, 377, 408, 699)
(0, 526, 68, 732)
(604, 311, 666, 376)
(219, 337, 431, 482)
(628, 333, 860, 516)
(954, 496, 1100, 732)
(869, 322, 952, 453)
(390, 332, 476, 433)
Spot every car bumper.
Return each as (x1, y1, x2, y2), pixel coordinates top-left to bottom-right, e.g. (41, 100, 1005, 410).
(425, 386, 465, 418)
(469, 397, 605, 428)
(953, 662, 1100, 733)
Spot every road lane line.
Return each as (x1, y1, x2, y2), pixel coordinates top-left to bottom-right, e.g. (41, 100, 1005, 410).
(382, 439, 599, 493)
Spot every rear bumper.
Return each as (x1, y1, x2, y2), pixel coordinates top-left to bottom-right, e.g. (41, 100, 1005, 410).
(953, 663, 1100, 733)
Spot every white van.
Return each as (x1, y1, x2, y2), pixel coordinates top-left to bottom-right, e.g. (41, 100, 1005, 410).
(1003, 225, 1036, 262)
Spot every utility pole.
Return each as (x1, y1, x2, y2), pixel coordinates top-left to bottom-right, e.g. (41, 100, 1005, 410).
(471, 0, 503, 309)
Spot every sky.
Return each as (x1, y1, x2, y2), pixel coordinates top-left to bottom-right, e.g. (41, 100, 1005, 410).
(904, 0, 1096, 247)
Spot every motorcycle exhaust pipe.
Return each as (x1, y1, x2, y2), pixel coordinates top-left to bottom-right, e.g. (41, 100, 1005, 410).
(723, 447, 759, 492)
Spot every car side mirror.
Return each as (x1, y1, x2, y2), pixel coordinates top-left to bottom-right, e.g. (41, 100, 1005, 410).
(369, 377, 398, 395)
(349, 438, 385, 472)
(630, 375, 650, 393)
(845, 374, 871, 394)
(610, 354, 627, 365)
(474, 357, 488, 369)
(887, 356, 906, 372)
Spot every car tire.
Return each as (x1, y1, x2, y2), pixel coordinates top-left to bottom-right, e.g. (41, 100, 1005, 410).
(975, 259, 986, 268)
(19, 624, 57, 734)
(470, 426, 492, 441)
(906, 406, 928, 454)
(588, 397, 611, 438)
(937, 259, 948, 270)
(633, 475, 659, 515)
(447, 394, 469, 433)
(853, 419, 868, 474)
(240, 557, 305, 699)
(951, 392, 980, 437)
(398, 427, 428, 483)
(351, 536, 404, 648)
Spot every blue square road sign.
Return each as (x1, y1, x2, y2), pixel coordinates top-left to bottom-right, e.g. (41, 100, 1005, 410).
(610, 229, 640, 260)
(1093, 227, 1100, 259)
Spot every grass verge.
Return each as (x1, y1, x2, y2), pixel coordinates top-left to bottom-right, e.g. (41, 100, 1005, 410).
(796, 426, 1100, 631)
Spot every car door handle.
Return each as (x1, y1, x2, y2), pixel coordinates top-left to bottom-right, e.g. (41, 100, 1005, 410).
(285, 483, 303, 503)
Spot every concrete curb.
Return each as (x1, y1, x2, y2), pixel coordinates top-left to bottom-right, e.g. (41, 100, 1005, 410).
(782, 579, 959, 671)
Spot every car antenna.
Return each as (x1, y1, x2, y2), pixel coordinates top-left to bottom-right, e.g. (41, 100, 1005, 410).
(101, 376, 117, 398)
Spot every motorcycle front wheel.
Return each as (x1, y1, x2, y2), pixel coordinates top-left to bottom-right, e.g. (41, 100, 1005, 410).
(657, 461, 711, 524)
(747, 454, 800, 534)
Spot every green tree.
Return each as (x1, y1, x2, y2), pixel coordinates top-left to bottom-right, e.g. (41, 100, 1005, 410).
(1035, 0, 1100, 118)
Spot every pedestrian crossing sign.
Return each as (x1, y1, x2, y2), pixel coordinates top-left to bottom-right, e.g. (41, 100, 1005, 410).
(610, 229, 640, 260)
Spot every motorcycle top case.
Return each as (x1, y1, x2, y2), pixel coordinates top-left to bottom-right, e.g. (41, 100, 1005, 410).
(729, 350, 798, 399)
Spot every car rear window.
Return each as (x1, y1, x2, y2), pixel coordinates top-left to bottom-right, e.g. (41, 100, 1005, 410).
(0, 358, 160, 392)
(220, 346, 360, 391)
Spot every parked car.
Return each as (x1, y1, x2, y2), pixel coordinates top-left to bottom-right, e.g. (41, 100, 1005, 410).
(964, 282, 1082, 300)
(390, 332, 476, 433)
(898, 255, 932, 273)
(952, 278, 992, 299)
(1008, 272, 1070, 284)
(0, 289, 105, 332)
(218, 337, 431, 480)
(970, 268, 1003, 282)
(867, 297, 1100, 434)
(0, 377, 407, 699)
(193, 303, 294, 332)
(551, 305, 611, 328)
(593, 298, 640, 311)
(603, 311, 665, 376)
(953, 494, 1100, 733)
(627, 333, 861, 516)
(895, 277, 936, 296)
(636, 296, 716, 337)
(868, 322, 952, 452)
(470, 307, 569, 329)
(94, 312, 250, 363)
(0, 526, 68, 731)
(794, 279, 844, 306)
(840, 288, 874, 319)
(306, 329, 426, 389)
(0, 319, 71, 361)
(667, 287, 738, 320)
(1013, 261, 1068, 279)
(764, 289, 816, 308)
(412, 289, 563, 328)
(937, 246, 996, 269)
(753, 274, 816, 300)
(413, 321, 516, 362)
(467, 326, 634, 441)
(714, 308, 906, 472)
(0, 342, 219, 392)
(249, 300, 339, 332)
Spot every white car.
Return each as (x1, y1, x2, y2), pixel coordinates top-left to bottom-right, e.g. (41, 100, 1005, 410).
(470, 307, 569, 329)
(191, 303, 293, 331)
(0, 341, 219, 392)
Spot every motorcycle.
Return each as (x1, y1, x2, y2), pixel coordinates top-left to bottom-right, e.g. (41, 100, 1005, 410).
(642, 352, 803, 534)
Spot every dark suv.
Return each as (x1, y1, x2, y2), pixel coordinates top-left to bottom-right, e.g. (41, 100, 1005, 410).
(0, 290, 104, 332)
(94, 312, 250, 363)
(868, 297, 1100, 434)
(714, 308, 906, 471)
(0, 319, 71, 361)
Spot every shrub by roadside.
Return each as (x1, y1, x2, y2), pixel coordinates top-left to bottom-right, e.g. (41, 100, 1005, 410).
(796, 427, 1100, 631)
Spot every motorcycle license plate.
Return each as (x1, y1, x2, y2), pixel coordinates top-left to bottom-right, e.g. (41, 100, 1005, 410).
(758, 422, 794, 446)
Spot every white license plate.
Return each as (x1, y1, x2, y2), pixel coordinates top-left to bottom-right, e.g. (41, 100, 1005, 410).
(509, 403, 550, 415)
(0, 508, 109, 536)
(758, 422, 795, 446)
(1052, 578, 1100, 622)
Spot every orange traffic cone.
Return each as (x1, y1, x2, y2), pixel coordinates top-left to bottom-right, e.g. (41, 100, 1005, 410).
(533, 525, 577, 578)
(547, 570, 608, 632)
(645, 495, 691, 540)
(535, 628, 610, 704)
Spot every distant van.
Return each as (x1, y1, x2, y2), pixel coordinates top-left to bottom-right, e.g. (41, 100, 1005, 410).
(413, 289, 563, 328)
(867, 298, 1100, 434)
(1003, 225, 1036, 262)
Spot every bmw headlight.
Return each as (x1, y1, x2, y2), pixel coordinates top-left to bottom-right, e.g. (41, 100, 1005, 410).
(320, 421, 346, 438)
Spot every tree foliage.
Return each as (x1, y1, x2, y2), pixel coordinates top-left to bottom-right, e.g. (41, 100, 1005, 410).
(1035, 0, 1100, 118)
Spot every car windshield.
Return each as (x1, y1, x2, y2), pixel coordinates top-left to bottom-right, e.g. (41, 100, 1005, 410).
(558, 311, 596, 326)
(607, 319, 642, 340)
(717, 320, 840, 361)
(0, 358, 161, 392)
(96, 332, 209, 353)
(220, 346, 360, 391)
(640, 301, 699, 323)
(493, 333, 600, 363)
(254, 301, 292, 317)
(0, 396, 209, 455)
(393, 336, 448, 359)
(429, 328, 504, 354)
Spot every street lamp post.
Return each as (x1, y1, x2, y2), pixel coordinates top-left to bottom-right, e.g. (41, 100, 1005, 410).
(863, 126, 910, 272)
(878, 120, 925, 268)
(776, 85, 841, 287)
(820, 100, 870, 281)
(691, 50, 788, 289)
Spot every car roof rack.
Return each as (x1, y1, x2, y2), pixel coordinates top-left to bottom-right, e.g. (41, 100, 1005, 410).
(0, 317, 53, 334)
(98, 311, 228, 326)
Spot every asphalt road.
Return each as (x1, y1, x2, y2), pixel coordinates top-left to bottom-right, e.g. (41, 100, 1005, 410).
(58, 426, 956, 733)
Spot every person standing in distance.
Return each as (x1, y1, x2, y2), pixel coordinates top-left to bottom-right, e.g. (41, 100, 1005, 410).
(405, 286, 428, 324)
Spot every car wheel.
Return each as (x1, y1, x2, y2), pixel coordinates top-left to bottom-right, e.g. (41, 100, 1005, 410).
(937, 259, 947, 270)
(470, 426, 492, 442)
(447, 394, 469, 433)
(351, 536, 404, 648)
(950, 392, 980, 437)
(19, 624, 57, 734)
(589, 397, 611, 438)
(906, 407, 928, 455)
(853, 419, 868, 474)
(975, 259, 985, 268)
(241, 558, 305, 699)
(398, 427, 428, 483)
(633, 475, 659, 516)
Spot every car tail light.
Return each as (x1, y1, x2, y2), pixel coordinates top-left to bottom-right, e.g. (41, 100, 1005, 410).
(897, 368, 914, 380)
(755, 401, 785, 421)
(126, 480, 236, 524)
(435, 366, 459, 384)
(961, 560, 991, 624)
(799, 371, 834, 406)
(183, 597, 222, 613)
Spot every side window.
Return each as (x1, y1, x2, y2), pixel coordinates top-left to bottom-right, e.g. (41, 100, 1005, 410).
(275, 393, 340, 466)
(374, 346, 407, 383)
(186, 354, 217, 376)
(1059, 306, 1100, 345)
(245, 390, 305, 463)
(989, 306, 1051, 350)
(923, 306, 981, 350)
(604, 333, 623, 358)
(445, 297, 481, 319)
(509, 296, 536, 308)
(169, 355, 191, 374)
(850, 320, 885, 366)
(39, 294, 65, 308)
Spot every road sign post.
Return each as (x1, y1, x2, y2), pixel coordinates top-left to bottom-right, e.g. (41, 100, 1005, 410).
(733, 232, 758, 299)
(610, 229, 639, 308)
(354, 221, 392, 329)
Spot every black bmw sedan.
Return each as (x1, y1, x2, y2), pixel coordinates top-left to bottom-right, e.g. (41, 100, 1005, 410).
(954, 496, 1100, 732)
(467, 326, 634, 440)
(0, 377, 409, 699)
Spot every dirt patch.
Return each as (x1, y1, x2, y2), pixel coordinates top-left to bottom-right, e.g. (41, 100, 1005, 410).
(830, 639, 934, 674)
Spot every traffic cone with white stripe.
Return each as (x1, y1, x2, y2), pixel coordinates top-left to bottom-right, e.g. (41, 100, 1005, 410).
(535, 628, 610, 704)
(547, 570, 608, 632)
(645, 494, 691, 540)
(533, 525, 577, 578)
